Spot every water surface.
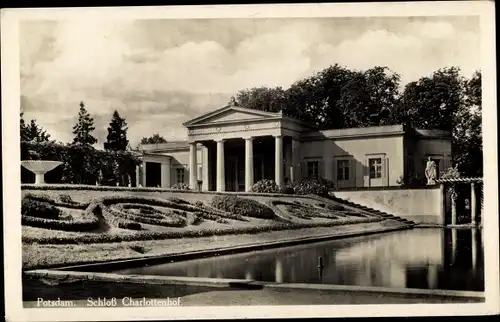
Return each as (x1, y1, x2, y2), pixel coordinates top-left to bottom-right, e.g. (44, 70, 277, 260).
(113, 228, 484, 291)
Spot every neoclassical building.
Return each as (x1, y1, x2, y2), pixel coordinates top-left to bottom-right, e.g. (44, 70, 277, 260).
(135, 104, 452, 191)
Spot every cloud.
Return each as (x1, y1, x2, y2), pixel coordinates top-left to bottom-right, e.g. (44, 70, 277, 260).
(20, 17, 480, 148)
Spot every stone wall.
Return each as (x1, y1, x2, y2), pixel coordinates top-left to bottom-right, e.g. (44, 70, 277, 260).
(333, 187, 444, 224)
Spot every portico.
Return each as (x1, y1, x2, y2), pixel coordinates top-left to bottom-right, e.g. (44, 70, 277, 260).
(182, 105, 306, 192)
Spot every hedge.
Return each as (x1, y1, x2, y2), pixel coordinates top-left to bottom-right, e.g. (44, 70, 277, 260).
(21, 141, 140, 186)
(22, 198, 61, 220)
(23, 217, 384, 245)
(22, 202, 101, 232)
(211, 195, 275, 219)
(112, 207, 186, 227)
(23, 193, 89, 210)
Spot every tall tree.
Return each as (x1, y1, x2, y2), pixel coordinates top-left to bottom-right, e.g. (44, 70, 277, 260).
(398, 67, 465, 131)
(72, 102, 97, 146)
(140, 133, 167, 145)
(20, 111, 51, 142)
(453, 71, 482, 176)
(105, 110, 128, 151)
(234, 87, 288, 113)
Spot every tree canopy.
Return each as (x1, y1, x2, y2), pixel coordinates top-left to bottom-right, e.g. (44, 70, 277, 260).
(233, 65, 482, 176)
(72, 102, 98, 146)
(140, 133, 167, 145)
(105, 110, 129, 151)
(20, 111, 51, 142)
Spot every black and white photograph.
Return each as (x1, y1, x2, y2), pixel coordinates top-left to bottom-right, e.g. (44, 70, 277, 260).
(2, 2, 498, 321)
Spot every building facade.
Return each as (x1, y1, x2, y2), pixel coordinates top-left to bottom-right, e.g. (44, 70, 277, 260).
(135, 104, 452, 191)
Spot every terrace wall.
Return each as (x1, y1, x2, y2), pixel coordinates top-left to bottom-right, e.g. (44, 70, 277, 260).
(333, 187, 444, 224)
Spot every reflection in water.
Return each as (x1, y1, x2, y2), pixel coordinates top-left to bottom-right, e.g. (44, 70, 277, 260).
(113, 229, 484, 291)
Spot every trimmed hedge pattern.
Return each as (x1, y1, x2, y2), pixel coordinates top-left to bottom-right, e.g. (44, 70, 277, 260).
(23, 217, 383, 245)
(22, 202, 101, 232)
(23, 193, 90, 209)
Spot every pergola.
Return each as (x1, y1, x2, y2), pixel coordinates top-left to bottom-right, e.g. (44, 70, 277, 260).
(435, 177, 483, 226)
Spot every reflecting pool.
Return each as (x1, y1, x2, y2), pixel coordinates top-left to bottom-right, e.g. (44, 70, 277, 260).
(113, 228, 484, 291)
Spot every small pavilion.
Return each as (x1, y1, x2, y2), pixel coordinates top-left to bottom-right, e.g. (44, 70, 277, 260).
(436, 177, 484, 227)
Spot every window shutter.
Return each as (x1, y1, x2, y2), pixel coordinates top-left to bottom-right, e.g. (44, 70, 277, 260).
(363, 157, 369, 187)
(318, 159, 324, 179)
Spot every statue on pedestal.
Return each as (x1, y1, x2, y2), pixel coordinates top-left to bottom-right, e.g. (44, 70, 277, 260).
(425, 157, 437, 185)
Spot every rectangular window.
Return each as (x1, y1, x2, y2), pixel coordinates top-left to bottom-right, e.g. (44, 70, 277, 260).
(307, 161, 319, 179)
(369, 158, 383, 179)
(175, 168, 185, 184)
(337, 160, 350, 180)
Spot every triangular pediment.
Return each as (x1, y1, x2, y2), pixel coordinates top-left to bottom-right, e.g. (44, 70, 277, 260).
(183, 105, 282, 127)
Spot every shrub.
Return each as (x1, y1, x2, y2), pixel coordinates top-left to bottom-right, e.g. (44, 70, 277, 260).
(22, 199, 61, 220)
(211, 195, 275, 219)
(279, 185, 295, 194)
(290, 178, 334, 196)
(251, 179, 279, 193)
(170, 183, 190, 191)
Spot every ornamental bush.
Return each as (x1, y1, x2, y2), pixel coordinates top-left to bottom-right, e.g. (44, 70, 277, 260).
(210, 195, 275, 219)
(21, 198, 61, 220)
(290, 178, 334, 196)
(251, 179, 279, 193)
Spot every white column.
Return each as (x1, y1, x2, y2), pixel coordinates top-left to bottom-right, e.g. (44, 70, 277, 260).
(141, 162, 147, 187)
(275, 135, 284, 187)
(291, 138, 300, 183)
(216, 139, 225, 192)
(471, 182, 477, 226)
(135, 165, 140, 187)
(161, 160, 171, 189)
(202, 145, 209, 191)
(189, 142, 198, 190)
(244, 137, 254, 192)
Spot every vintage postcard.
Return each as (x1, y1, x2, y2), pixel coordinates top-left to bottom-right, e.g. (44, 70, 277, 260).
(2, 1, 499, 321)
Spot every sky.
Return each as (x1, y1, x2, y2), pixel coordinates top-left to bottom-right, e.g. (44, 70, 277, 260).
(20, 16, 481, 148)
